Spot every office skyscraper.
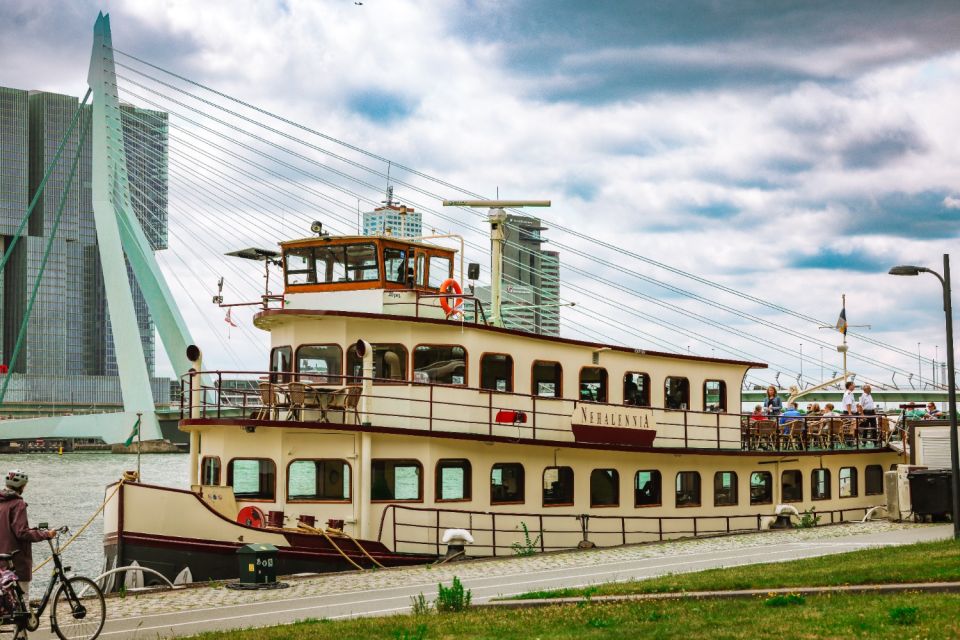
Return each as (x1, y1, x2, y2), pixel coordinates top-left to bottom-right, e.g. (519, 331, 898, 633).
(0, 86, 169, 406)
(473, 215, 561, 336)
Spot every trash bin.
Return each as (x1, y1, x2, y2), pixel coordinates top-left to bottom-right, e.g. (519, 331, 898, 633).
(237, 543, 278, 584)
(908, 469, 953, 518)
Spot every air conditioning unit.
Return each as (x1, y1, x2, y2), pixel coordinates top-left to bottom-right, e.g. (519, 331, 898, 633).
(886, 464, 926, 520)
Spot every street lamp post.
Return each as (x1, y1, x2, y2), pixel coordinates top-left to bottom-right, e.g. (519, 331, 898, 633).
(890, 254, 959, 539)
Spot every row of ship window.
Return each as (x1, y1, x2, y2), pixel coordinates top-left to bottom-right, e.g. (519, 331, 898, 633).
(270, 343, 728, 411)
(201, 456, 884, 506)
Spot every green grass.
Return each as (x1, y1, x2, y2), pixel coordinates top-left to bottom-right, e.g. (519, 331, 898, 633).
(185, 593, 960, 639)
(514, 538, 960, 600)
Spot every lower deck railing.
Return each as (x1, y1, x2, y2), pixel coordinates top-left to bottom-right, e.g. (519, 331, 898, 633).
(376, 503, 875, 556)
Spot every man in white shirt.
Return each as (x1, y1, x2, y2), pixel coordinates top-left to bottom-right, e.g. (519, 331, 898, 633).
(859, 384, 877, 444)
(840, 381, 856, 415)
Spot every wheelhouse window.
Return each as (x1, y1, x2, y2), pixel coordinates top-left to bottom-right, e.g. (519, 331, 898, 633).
(384, 248, 407, 284)
(428, 255, 452, 289)
(635, 470, 661, 507)
(436, 459, 471, 502)
(269, 346, 292, 383)
(543, 466, 574, 506)
(227, 458, 276, 501)
(665, 377, 690, 410)
(676, 471, 701, 507)
(865, 465, 884, 496)
(703, 380, 726, 412)
(413, 345, 466, 385)
(284, 248, 316, 285)
(200, 456, 220, 485)
(287, 459, 351, 501)
(579, 367, 608, 403)
(812, 468, 831, 500)
(839, 467, 858, 498)
(296, 344, 343, 383)
(308, 243, 379, 283)
(491, 463, 524, 504)
(750, 471, 773, 505)
(371, 459, 422, 501)
(714, 471, 738, 506)
(415, 253, 426, 287)
(532, 361, 562, 398)
(590, 469, 619, 507)
(480, 354, 513, 392)
(347, 343, 408, 382)
(623, 372, 650, 406)
(782, 470, 803, 502)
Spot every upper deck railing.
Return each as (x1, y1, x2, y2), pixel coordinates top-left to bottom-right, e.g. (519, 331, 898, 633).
(179, 371, 893, 452)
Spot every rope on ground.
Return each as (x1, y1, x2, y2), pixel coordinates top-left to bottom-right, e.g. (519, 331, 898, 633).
(33, 479, 125, 575)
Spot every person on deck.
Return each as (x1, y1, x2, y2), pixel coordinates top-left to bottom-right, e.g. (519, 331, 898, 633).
(780, 402, 803, 431)
(859, 384, 877, 443)
(0, 470, 55, 597)
(764, 386, 782, 416)
(840, 381, 856, 415)
(925, 402, 944, 420)
(751, 405, 765, 421)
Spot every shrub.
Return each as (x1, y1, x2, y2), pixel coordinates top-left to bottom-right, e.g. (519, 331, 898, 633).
(764, 593, 806, 607)
(511, 521, 542, 557)
(889, 606, 919, 625)
(410, 592, 431, 616)
(435, 576, 472, 613)
(797, 508, 821, 529)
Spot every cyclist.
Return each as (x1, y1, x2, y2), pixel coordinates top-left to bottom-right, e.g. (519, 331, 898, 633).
(0, 470, 55, 595)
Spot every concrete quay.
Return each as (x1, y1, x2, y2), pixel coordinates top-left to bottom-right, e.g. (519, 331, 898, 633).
(30, 521, 953, 639)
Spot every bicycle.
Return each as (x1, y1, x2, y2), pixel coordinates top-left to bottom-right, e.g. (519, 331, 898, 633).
(0, 524, 106, 640)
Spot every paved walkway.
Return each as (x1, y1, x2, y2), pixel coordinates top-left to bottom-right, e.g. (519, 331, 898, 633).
(28, 522, 952, 638)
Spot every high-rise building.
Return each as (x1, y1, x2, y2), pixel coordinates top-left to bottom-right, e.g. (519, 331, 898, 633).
(500, 214, 560, 336)
(469, 215, 561, 336)
(362, 187, 422, 238)
(0, 86, 169, 406)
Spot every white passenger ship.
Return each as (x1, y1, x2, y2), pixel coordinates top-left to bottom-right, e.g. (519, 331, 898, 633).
(103, 203, 900, 586)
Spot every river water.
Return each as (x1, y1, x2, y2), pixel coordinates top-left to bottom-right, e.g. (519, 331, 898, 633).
(2, 453, 189, 593)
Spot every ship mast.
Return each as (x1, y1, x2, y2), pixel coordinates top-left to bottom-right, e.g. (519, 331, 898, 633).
(443, 199, 550, 328)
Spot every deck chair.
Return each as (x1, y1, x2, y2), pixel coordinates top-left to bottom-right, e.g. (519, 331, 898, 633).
(286, 381, 306, 421)
(256, 382, 275, 420)
(805, 419, 828, 449)
(841, 418, 859, 448)
(755, 420, 777, 450)
(779, 419, 803, 450)
(342, 385, 362, 425)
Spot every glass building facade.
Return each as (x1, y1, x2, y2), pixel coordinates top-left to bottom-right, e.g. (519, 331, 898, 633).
(0, 86, 169, 406)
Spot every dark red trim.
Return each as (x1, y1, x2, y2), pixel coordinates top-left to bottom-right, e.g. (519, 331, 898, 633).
(253, 308, 767, 369)
(572, 424, 656, 447)
(180, 418, 891, 458)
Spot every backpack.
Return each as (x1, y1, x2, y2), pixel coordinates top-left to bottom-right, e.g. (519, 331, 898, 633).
(0, 568, 19, 615)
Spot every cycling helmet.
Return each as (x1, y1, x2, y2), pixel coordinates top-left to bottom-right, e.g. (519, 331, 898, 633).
(5, 470, 28, 489)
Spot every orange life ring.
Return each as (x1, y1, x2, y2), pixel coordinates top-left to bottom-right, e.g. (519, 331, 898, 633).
(237, 505, 266, 528)
(438, 278, 463, 317)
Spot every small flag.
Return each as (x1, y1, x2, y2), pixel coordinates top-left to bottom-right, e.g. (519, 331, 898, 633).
(225, 308, 237, 327)
(836, 306, 847, 335)
(124, 416, 141, 447)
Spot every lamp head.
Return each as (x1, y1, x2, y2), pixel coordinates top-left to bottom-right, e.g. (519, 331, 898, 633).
(889, 265, 924, 276)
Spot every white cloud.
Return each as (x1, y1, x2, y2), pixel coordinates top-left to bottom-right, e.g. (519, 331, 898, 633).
(1, 0, 957, 388)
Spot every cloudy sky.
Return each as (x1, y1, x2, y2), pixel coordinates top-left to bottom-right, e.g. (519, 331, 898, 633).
(2, 0, 958, 394)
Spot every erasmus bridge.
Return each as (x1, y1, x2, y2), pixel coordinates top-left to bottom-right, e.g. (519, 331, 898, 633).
(0, 13, 951, 444)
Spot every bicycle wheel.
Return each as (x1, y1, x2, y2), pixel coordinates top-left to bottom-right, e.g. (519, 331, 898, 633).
(51, 576, 105, 640)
